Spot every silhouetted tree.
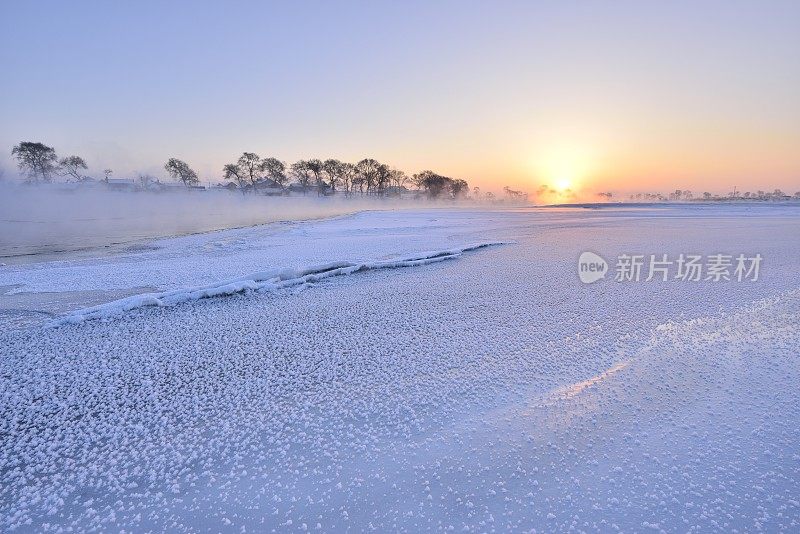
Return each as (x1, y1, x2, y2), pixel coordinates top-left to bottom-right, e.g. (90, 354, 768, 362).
(416, 170, 449, 198)
(450, 179, 469, 198)
(12, 142, 58, 183)
(223, 152, 264, 193)
(408, 171, 470, 199)
(58, 155, 88, 182)
(410, 171, 426, 191)
(340, 162, 356, 195)
(504, 185, 527, 200)
(389, 168, 408, 193)
(355, 158, 381, 195)
(238, 152, 263, 188)
(375, 163, 392, 194)
(290, 160, 314, 194)
(223, 164, 247, 193)
(262, 157, 288, 187)
(305, 159, 325, 195)
(165, 158, 199, 186)
(351, 174, 364, 195)
(322, 159, 344, 193)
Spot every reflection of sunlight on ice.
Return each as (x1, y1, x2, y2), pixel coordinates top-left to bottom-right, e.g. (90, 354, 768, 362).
(553, 360, 630, 400)
(520, 359, 632, 421)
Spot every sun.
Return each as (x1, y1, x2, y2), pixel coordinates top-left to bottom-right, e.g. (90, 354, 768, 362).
(532, 143, 595, 195)
(539, 161, 583, 193)
(554, 177, 573, 192)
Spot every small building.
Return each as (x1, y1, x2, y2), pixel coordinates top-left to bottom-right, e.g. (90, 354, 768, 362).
(253, 178, 285, 196)
(104, 178, 136, 191)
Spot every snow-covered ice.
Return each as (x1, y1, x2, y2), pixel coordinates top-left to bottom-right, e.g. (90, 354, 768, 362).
(1, 204, 799, 531)
(49, 242, 506, 325)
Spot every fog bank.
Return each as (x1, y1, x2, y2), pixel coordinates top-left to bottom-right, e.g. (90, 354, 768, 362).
(0, 185, 449, 264)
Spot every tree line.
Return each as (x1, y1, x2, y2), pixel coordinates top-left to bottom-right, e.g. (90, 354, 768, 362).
(630, 189, 800, 202)
(10, 141, 473, 199)
(221, 152, 471, 198)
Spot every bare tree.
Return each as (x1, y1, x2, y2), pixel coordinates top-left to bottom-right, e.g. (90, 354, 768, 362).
(351, 174, 365, 195)
(262, 157, 288, 187)
(423, 173, 449, 198)
(322, 159, 343, 193)
(415, 170, 448, 198)
(340, 162, 356, 196)
(58, 155, 88, 182)
(450, 178, 469, 198)
(411, 170, 470, 199)
(504, 186, 527, 201)
(411, 171, 427, 191)
(12, 142, 58, 183)
(223, 163, 248, 193)
(389, 168, 408, 195)
(305, 159, 326, 195)
(103, 169, 113, 181)
(375, 163, 391, 195)
(238, 152, 263, 189)
(290, 160, 314, 194)
(355, 158, 381, 195)
(223, 152, 264, 193)
(165, 158, 199, 186)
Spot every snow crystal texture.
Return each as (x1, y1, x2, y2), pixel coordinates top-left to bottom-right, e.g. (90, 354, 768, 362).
(1, 205, 800, 532)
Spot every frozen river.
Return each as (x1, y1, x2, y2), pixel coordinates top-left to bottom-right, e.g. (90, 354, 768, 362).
(2, 204, 799, 531)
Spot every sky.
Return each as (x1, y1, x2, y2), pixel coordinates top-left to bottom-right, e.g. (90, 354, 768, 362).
(1, 0, 799, 197)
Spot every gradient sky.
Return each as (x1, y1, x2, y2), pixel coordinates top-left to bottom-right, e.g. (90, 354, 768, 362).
(1, 0, 798, 195)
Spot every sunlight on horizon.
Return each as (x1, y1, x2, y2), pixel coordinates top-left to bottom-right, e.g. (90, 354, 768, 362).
(1, 1, 798, 197)
(528, 142, 598, 197)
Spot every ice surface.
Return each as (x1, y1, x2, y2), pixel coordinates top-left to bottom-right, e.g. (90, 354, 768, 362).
(1, 204, 799, 531)
(49, 242, 505, 325)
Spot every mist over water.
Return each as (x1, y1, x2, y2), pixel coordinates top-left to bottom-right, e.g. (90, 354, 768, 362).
(0, 184, 437, 264)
